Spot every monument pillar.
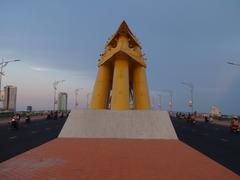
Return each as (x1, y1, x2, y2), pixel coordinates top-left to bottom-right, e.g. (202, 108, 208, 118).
(90, 64, 112, 109)
(133, 65, 151, 109)
(111, 54, 129, 110)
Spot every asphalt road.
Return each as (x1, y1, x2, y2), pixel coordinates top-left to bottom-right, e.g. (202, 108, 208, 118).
(0, 117, 66, 162)
(0, 116, 239, 176)
(171, 117, 240, 175)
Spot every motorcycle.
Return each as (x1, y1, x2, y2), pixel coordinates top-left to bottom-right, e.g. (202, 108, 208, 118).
(230, 125, 239, 133)
(190, 116, 197, 125)
(9, 118, 19, 130)
(191, 119, 196, 125)
(230, 117, 239, 134)
(204, 116, 209, 123)
(25, 116, 31, 124)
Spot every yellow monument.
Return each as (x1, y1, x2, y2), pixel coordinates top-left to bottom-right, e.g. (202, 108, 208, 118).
(90, 21, 151, 110)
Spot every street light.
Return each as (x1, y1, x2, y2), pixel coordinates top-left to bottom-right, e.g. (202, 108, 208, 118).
(53, 80, 65, 111)
(157, 94, 162, 110)
(74, 88, 83, 109)
(0, 58, 21, 101)
(181, 82, 194, 113)
(160, 90, 173, 112)
(86, 93, 91, 109)
(227, 61, 240, 67)
(75, 89, 80, 109)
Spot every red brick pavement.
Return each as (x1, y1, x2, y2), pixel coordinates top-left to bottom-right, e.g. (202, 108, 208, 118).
(0, 138, 238, 180)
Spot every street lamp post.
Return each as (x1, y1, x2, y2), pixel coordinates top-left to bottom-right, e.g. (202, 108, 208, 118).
(86, 93, 91, 109)
(160, 90, 173, 112)
(0, 58, 20, 109)
(0, 58, 21, 98)
(170, 92, 173, 112)
(53, 80, 65, 111)
(75, 89, 80, 109)
(157, 94, 162, 110)
(227, 61, 240, 67)
(181, 82, 194, 113)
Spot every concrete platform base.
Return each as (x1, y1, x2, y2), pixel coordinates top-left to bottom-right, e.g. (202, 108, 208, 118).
(59, 110, 178, 139)
(0, 138, 238, 180)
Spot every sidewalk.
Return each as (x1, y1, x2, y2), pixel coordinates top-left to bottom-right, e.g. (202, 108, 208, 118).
(0, 138, 238, 180)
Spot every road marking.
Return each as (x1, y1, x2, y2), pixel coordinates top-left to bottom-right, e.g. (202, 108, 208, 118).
(220, 138, 229, 142)
(45, 127, 51, 131)
(31, 130, 38, 134)
(9, 136, 17, 140)
(200, 133, 208, 136)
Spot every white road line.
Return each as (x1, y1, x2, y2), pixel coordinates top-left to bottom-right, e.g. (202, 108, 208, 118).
(200, 133, 208, 136)
(45, 127, 51, 131)
(220, 138, 229, 142)
(9, 136, 17, 140)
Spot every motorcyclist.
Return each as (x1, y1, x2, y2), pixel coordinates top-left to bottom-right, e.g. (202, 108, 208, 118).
(54, 111, 58, 120)
(191, 111, 197, 125)
(187, 113, 191, 122)
(25, 112, 31, 123)
(230, 116, 239, 133)
(204, 114, 209, 122)
(10, 114, 19, 130)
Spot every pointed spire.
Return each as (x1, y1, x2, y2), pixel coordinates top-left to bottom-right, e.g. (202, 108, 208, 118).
(106, 21, 141, 48)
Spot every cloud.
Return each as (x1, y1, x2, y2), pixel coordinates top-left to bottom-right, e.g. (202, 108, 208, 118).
(30, 66, 50, 72)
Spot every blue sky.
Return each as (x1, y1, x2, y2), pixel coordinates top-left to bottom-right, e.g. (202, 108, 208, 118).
(0, 0, 240, 114)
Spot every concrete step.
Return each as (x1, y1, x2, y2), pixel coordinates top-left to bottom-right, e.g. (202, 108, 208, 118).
(59, 110, 178, 140)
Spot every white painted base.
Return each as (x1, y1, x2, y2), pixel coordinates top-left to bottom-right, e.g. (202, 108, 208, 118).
(59, 109, 178, 140)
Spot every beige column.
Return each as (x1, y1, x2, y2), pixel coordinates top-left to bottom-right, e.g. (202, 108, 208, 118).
(111, 54, 130, 110)
(133, 65, 151, 109)
(90, 64, 112, 109)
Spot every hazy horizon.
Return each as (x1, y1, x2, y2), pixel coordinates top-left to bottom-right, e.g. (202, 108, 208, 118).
(1, 0, 240, 115)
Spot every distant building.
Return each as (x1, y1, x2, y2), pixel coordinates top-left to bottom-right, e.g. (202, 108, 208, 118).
(0, 90, 4, 101)
(27, 106, 32, 112)
(58, 92, 68, 112)
(3, 85, 17, 112)
(210, 106, 221, 117)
